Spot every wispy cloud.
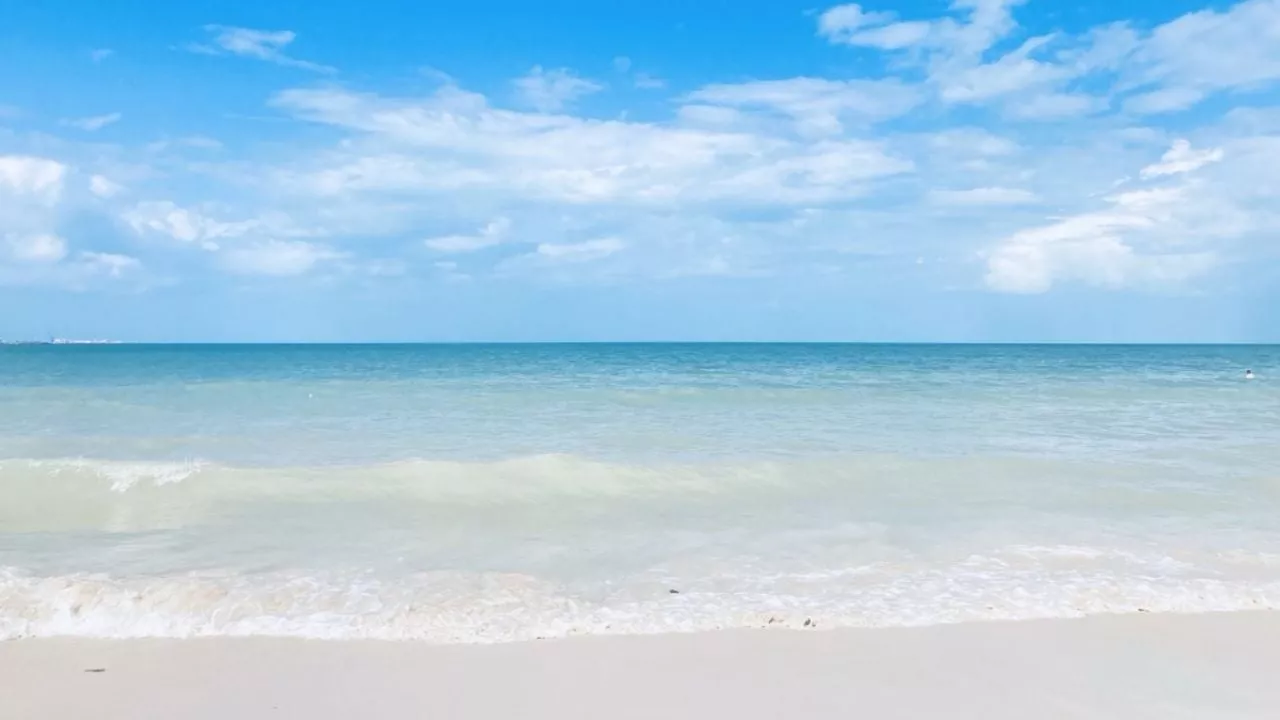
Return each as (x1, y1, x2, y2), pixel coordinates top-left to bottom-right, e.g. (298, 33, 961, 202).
(633, 72, 667, 90)
(11, 0, 1280, 308)
(930, 187, 1038, 206)
(89, 48, 114, 63)
(60, 112, 122, 132)
(1139, 139, 1225, 178)
(512, 66, 604, 112)
(424, 218, 511, 253)
(221, 239, 343, 276)
(189, 25, 334, 73)
(535, 237, 625, 263)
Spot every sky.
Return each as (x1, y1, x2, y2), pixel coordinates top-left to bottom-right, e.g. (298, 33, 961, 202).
(1, 0, 1279, 342)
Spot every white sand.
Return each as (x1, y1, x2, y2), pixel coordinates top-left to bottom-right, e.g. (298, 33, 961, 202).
(4, 612, 1280, 719)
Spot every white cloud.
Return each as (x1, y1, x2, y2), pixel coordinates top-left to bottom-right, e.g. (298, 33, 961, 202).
(845, 20, 934, 50)
(687, 77, 920, 134)
(1139, 139, 1225, 178)
(926, 128, 1019, 156)
(424, 217, 510, 252)
(1128, 0, 1280, 96)
(192, 25, 333, 73)
(0, 156, 66, 203)
(512, 66, 604, 112)
(61, 112, 122, 131)
(817, 4, 909, 46)
(634, 72, 666, 90)
(78, 252, 141, 278)
(535, 237, 625, 262)
(985, 140, 1230, 293)
(89, 175, 124, 198)
(221, 239, 342, 276)
(146, 136, 225, 154)
(11, 1, 1269, 299)
(939, 36, 1068, 103)
(272, 85, 913, 206)
(814, 1, 1131, 117)
(1005, 92, 1103, 120)
(0, 250, 144, 290)
(5, 233, 67, 263)
(1123, 87, 1205, 115)
(121, 200, 256, 249)
(676, 105, 746, 127)
(820, 0, 1024, 57)
(930, 187, 1038, 205)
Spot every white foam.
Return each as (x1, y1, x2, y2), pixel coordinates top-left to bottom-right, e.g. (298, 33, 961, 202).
(25, 458, 207, 492)
(5, 560, 1280, 643)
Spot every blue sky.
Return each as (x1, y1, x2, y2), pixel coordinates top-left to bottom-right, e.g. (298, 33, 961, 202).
(2, 0, 1278, 342)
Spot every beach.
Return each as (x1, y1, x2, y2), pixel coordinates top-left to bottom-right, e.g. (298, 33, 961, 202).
(6, 612, 1280, 719)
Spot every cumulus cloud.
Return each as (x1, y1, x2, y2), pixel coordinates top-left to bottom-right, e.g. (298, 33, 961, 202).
(0, 156, 66, 203)
(985, 140, 1228, 293)
(11, 0, 1276, 301)
(121, 200, 255, 249)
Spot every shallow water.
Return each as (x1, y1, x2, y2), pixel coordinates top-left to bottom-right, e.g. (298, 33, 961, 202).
(2, 343, 1278, 641)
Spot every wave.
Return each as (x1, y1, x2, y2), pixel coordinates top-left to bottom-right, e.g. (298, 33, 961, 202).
(4, 556, 1280, 642)
(0, 454, 811, 533)
(6, 454, 1278, 642)
(0, 452, 1251, 532)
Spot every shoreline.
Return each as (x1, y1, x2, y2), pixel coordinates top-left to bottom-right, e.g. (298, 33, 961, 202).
(5, 611, 1280, 719)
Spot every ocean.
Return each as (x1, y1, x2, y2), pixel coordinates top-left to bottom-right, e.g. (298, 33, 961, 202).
(2, 343, 1279, 642)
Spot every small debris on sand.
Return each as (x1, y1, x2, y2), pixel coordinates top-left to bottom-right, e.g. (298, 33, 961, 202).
(84, 668, 106, 673)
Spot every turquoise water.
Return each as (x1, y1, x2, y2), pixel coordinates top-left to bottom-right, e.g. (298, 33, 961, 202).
(2, 344, 1279, 640)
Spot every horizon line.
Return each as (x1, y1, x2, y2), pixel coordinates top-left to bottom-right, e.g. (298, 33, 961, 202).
(3, 340, 1279, 347)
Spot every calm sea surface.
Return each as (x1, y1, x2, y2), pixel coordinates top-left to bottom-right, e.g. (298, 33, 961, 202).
(2, 344, 1278, 641)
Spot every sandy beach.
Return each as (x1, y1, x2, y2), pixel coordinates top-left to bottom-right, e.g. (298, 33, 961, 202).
(5, 611, 1280, 719)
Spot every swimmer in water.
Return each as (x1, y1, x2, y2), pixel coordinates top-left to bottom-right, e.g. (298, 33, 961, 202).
(1245, 369, 1255, 380)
